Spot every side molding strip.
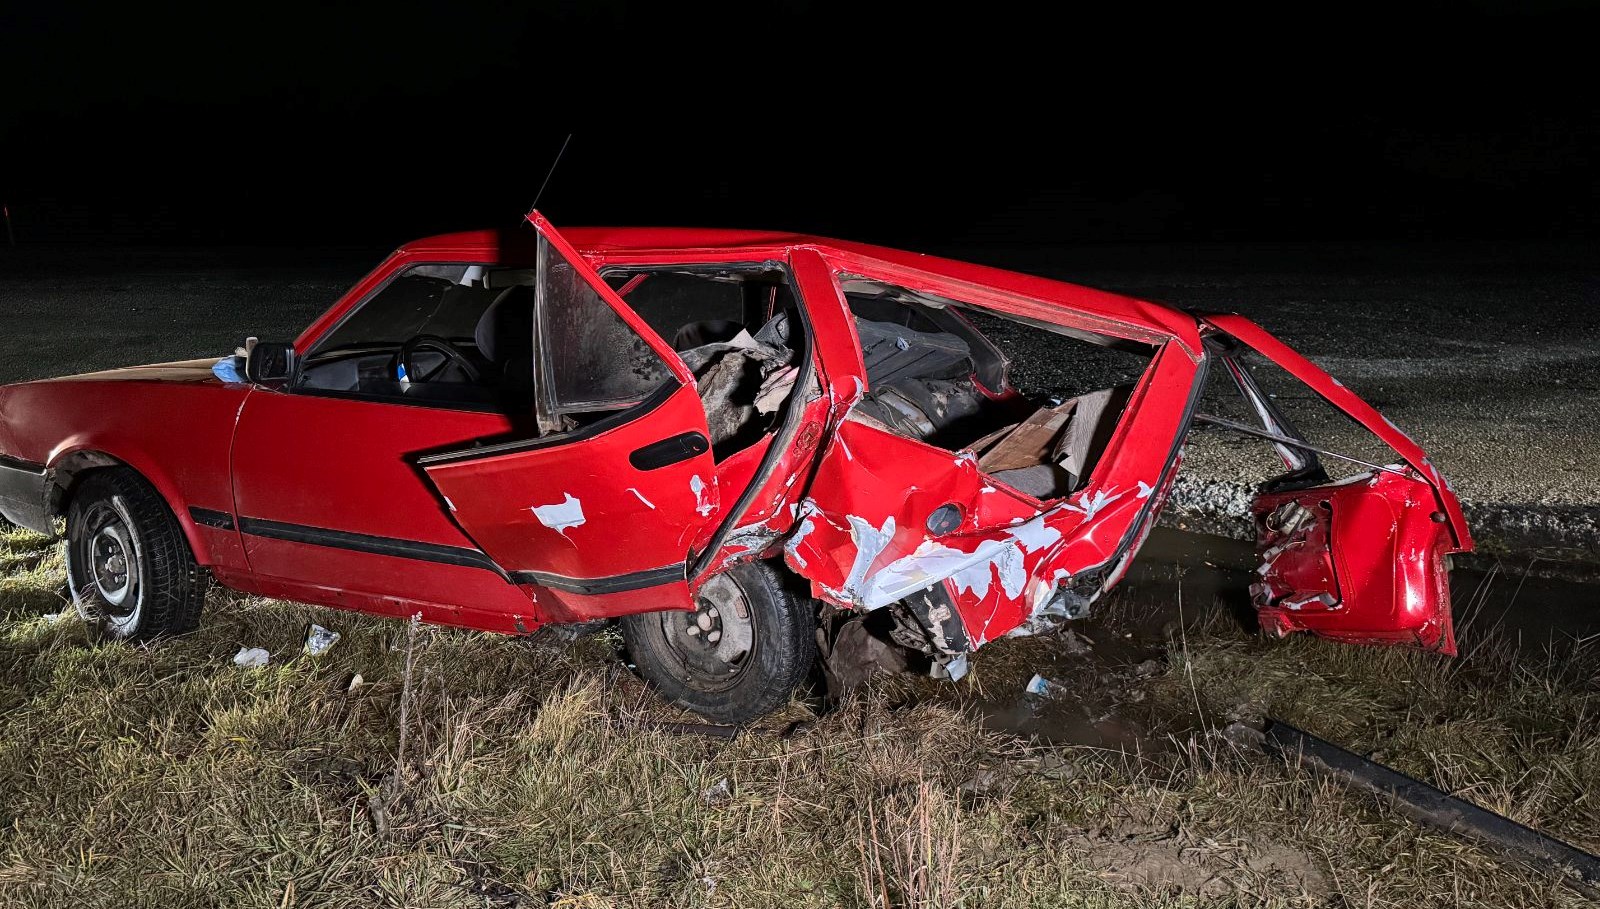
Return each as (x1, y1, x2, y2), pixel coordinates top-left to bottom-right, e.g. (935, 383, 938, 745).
(236, 516, 684, 594)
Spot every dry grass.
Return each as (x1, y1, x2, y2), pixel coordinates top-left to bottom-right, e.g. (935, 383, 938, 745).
(1, 523, 1595, 907)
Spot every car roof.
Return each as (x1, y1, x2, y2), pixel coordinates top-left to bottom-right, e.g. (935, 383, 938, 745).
(397, 227, 1203, 351)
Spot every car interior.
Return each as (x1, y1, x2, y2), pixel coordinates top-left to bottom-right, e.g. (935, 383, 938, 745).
(297, 264, 538, 411)
(296, 261, 809, 465)
(839, 279, 1154, 501)
(605, 265, 807, 462)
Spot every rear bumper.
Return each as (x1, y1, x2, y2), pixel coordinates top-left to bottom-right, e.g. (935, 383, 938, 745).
(0, 456, 52, 534)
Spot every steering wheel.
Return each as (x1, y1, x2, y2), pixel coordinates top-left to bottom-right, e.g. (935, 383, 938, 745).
(395, 334, 482, 384)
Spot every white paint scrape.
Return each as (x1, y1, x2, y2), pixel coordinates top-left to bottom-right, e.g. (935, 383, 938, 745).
(690, 475, 714, 517)
(628, 487, 657, 510)
(531, 493, 586, 537)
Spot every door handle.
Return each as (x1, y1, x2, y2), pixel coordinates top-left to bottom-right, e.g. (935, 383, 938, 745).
(629, 432, 710, 470)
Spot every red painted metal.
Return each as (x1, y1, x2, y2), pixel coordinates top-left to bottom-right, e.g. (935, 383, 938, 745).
(0, 218, 1474, 660)
(1202, 313, 1471, 549)
(1204, 314, 1469, 655)
(1253, 471, 1458, 654)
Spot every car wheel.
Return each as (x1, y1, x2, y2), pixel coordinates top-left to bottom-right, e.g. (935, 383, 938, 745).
(65, 468, 208, 642)
(622, 560, 815, 724)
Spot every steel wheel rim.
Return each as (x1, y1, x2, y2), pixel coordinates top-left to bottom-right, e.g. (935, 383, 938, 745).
(71, 497, 143, 630)
(657, 573, 757, 690)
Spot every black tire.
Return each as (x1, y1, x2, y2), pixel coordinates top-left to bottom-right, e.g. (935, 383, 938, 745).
(65, 468, 208, 642)
(622, 560, 815, 724)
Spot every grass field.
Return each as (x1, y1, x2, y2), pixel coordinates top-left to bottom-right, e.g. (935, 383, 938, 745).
(1, 522, 1596, 908)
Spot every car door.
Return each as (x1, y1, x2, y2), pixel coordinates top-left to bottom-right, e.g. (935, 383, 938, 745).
(419, 214, 723, 623)
(1203, 313, 1472, 655)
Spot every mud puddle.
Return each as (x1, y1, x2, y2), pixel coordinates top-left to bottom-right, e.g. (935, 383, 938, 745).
(968, 527, 1600, 750)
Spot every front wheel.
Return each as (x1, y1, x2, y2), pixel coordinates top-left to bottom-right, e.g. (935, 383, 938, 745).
(621, 561, 815, 724)
(65, 468, 208, 642)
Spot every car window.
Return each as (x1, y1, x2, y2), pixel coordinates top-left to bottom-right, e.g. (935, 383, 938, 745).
(296, 263, 537, 412)
(536, 234, 672, 420)
(313, 265, 505, 353)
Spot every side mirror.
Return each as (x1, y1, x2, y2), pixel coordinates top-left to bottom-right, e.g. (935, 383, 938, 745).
(246, 342, 297, 385)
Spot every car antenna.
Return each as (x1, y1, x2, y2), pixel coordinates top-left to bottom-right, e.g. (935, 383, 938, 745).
(527, 133, 573, 216)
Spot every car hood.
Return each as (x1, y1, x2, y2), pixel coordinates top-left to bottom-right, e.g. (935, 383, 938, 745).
(31, 357, 225, 386)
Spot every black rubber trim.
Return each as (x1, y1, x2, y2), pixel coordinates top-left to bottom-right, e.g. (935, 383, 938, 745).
(237, 516, 508, 577)
(629, 431, 710, 471)
(416, 380, 679, 466)
(0, 454, 46, 473)
(509, 563, 685, 595)
(236, 515, 684, 594)
(188, 506, 235, 530)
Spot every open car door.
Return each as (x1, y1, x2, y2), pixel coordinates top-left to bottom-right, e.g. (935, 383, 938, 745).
(1203, 314, 1473, 655)
(420, 213, 722, 623)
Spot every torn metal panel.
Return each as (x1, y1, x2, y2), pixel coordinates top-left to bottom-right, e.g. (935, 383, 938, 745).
(1251, 469, 1458, 654)
(783, 339, 1201, 653)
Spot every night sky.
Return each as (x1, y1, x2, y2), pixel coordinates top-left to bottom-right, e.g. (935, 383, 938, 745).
(4, 2, 1596, 251)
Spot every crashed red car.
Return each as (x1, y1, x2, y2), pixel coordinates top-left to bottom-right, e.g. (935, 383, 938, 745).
(0, 214, 1472, 721)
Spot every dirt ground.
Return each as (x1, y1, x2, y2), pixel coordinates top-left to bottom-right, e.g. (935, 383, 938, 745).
(2, 520, 1596, 908)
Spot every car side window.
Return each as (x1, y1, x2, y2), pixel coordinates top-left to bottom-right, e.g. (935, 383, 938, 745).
(297, 263, 537, 412)
(535, 234, 671, 427)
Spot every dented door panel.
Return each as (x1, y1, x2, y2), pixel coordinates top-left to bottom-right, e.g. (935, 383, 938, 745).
(423, 382, 717, 623)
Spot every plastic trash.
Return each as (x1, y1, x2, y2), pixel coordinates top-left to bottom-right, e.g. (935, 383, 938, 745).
(304, 624, 340, 656)
(1024, 673, 1052, 696)
(233, 647, 270, 668)
(211, 357, 245, 383)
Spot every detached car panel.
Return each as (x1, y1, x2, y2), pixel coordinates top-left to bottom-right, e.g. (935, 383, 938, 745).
(0, 214, 1474, 719)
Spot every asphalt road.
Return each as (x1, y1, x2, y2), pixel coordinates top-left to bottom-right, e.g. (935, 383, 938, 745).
(2, 242, 1594, 571)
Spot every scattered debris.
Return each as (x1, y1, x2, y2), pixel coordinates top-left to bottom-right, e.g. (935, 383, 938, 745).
(1024, 674, 1054, 697)
(347, 673, 365, 692)
(701, 777, 732, 805)
(1060, 629, 1095, 656)
(1133, 658, 1165, 678)
(303, 623, 340, 656)
(232, 647, 270, 668)
(817, 616, 910, 695)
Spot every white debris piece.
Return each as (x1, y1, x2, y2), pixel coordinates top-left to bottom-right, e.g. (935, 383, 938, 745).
(233, 647, 271, 669)
(1024, 674, 1053, 696)
(303, 624, 340, 656)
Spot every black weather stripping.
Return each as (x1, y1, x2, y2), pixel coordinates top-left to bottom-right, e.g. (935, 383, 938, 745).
(188, 507, 235, 530)
(629, 431, 710, 471)
(237, 516, 506, 577)
(509, 563, 684, 595)
(1265, 720, 1600, 891)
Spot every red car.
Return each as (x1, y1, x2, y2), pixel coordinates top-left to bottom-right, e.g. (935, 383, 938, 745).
(0, 214, 1472, 721)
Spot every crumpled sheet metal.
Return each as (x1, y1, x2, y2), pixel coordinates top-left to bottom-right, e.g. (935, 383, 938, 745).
(781, 343, 1200, 652)
(783, 419, 1159, 649)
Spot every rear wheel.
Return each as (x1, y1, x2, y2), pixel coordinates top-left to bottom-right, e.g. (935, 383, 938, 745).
(622, 561, 815, 724)
(65, 469, 208, 642)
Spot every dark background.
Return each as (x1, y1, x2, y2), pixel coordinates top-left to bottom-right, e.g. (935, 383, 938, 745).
(3, 1, 1597, 252)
